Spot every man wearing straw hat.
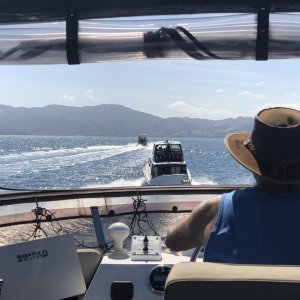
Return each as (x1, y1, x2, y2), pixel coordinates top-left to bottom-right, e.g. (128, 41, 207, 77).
(166, 107, 300, 264)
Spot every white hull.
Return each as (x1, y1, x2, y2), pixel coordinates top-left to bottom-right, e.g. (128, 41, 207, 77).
(143, 164, 192, 186)
(148, 174, 192, 185)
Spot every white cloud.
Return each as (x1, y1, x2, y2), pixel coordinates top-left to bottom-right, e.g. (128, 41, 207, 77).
(216, 88, 225, 93)
(168, 87, 177, 92)
(57, 94, 75, 101)
(168, 101, 233, 119)
(238, 90, 267, 99)
(239, 90, 252, 96)
(168, 101, 186, 108)
(244, 102, 300, 117)
(252, 94, 266, 99)
(83, 89, 96, 100)
(276, 103, 300, 110)
(285, 92, 297, 97)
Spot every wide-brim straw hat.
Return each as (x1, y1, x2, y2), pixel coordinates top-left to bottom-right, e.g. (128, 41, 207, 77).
(224, 107, 300, 184)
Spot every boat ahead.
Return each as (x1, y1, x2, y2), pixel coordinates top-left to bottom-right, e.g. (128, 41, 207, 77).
(143, 140, 192, 186)
(137, 134, 148, 146)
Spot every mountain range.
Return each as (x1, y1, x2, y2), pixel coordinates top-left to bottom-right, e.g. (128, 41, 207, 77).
(0, 104, 253, 137)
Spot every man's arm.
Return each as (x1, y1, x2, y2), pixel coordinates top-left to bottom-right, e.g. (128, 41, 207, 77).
(165, 197, 220, 252)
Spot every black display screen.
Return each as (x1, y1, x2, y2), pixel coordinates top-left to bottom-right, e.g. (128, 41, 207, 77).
(153, 275, 167, 282)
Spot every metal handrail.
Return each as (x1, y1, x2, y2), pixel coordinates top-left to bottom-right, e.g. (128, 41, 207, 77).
(0, 185, 250, 206)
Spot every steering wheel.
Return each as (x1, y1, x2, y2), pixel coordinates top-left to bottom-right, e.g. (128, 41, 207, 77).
(190, 246, 204, 261)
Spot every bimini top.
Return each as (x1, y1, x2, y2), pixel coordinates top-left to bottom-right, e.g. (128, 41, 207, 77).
(1, 0, 300, 65)
(1, 0, 300, 23)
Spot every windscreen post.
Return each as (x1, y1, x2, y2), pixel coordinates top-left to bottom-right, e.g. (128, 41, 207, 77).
(66, 12, 80, 65)
(256, 0, 269, 61)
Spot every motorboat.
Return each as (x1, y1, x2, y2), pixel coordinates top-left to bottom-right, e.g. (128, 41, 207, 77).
(137, 134, 148, 146)
(143, 141, 192, 185)
(1, 0, 300, 299)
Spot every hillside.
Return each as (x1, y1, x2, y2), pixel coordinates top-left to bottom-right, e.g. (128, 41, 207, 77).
(0, 104, 253, 137)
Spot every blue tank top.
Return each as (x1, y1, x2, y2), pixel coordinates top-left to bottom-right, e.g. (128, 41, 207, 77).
(204, 187, 300, 264)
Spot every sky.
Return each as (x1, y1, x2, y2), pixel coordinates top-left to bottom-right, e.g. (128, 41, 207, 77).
(1, 58, 300, 120)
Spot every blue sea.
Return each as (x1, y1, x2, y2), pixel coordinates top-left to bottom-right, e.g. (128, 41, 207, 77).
(0, 135, 255, 246)
(0, 135, 255, 190)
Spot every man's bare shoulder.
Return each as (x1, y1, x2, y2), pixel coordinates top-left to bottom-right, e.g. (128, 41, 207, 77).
(192, 196, 220, 220)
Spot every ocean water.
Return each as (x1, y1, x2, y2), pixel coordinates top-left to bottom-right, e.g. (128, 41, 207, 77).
(0, 135, 254, 190)
(0, 135, 255, 246)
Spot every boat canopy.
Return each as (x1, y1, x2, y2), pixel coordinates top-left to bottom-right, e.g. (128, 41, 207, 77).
(1, 0, 300, 64)
(1, 0, 300, 23)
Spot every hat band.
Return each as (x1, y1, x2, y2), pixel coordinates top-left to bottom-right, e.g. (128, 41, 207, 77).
(244, 139, 300, 181)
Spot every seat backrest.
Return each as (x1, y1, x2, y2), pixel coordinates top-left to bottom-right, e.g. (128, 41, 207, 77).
(77, 248, 102, 286)
(164, 262, 300, 300)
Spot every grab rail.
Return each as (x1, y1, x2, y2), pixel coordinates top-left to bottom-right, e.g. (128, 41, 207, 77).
(0, 185, 250, 206)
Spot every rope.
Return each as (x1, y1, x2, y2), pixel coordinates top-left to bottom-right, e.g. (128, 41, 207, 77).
(128, 194, 163, 241)
(29, 200, 106, 250)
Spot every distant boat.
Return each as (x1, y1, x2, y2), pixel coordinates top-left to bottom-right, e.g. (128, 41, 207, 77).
(137, 134, 148, 146)
(143, 140, 192, 185)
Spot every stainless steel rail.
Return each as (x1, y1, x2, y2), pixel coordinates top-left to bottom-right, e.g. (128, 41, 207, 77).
(0, 185, 250, 206)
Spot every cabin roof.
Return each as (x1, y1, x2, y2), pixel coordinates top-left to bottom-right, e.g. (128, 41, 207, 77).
(154, 141, 181, 145)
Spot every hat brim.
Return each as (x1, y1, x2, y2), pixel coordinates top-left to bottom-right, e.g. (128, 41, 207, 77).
(224, 133, 261, 177)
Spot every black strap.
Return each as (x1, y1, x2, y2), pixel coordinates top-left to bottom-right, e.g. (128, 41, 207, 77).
(144, 30, 164, 58)
(160, 27, 206, 60)
(176, 26, 222, 59)
(66, 13, 80, 65)
(256, 0, 269, 61)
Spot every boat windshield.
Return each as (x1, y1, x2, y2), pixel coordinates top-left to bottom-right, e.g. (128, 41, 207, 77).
(154, 144, 183, 163)
(0, 12, 299, 191)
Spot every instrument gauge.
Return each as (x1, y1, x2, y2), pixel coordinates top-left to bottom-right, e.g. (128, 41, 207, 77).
(148, 265, 172, 294)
